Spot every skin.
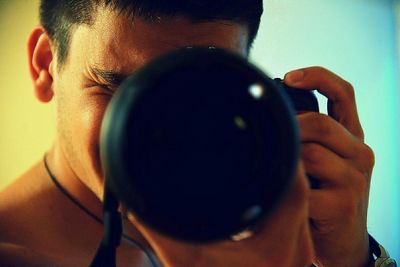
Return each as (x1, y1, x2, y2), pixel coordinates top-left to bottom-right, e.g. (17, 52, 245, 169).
(0, 6, 373, 267)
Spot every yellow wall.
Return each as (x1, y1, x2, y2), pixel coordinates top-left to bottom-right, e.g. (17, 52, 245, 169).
(0, 0, 55, 190)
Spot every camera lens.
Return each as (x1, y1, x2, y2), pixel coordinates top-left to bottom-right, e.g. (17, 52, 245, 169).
(100, 47, 299, 242)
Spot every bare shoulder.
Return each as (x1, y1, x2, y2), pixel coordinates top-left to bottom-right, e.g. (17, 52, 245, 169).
(0, 242, 53, 267)
(0, 242, 74, 267)
(0, 162, 101, 266)
(0, 162, 157, 267)
(0, 161, 39, 224)
(0, 161, 47, 236)
(0, 159, 93, 252)
(0, 162, 74, 266)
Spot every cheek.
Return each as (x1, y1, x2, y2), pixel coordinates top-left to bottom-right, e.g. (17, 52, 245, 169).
(81, 95, 111, 177)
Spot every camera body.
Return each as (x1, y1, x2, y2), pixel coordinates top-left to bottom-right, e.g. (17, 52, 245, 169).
(100, 47, 319, 243)
(273, 78, 319, 113)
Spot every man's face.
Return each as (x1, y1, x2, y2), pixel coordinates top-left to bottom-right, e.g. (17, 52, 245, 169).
(51, 7, 249, 197)
(49, 7, 313, 265)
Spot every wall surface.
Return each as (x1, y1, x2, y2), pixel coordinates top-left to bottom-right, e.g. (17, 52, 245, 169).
(250, 0, 399, 260)
(0, 0, 399, 261)
(0, 0, 54, 189)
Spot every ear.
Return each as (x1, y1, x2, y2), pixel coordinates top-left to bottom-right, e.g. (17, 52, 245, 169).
(27, 27, 55, 103)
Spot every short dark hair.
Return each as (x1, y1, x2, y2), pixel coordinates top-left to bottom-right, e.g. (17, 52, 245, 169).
(40, 0, 263, 66)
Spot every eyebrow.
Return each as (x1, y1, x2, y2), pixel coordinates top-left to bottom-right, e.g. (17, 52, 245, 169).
(91, 67, 128, 86)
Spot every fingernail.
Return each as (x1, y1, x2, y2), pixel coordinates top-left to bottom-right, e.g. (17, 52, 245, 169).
(285, 70, 305, 84)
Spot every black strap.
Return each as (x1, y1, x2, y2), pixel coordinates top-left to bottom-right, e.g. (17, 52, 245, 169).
(369, 234, 382, 258)
(90, 186, 122, 267)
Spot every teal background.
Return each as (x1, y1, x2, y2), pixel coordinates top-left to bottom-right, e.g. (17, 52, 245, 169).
(251, 0, 399, 260)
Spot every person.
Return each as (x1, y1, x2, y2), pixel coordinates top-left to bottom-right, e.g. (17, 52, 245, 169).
(0, 1, 377, 266)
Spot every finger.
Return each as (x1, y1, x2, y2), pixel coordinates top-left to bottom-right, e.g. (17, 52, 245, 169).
(301, 143, 366, 188)
(284, 66, 364, 139)
(298, 112, 363, 158)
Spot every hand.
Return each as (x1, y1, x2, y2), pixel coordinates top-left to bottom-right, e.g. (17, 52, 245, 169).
(285, 67, 374, 267)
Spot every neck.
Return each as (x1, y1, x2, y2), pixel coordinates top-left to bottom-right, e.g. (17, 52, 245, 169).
(45, 143, 104, 221)
(45, 142, 154, 253)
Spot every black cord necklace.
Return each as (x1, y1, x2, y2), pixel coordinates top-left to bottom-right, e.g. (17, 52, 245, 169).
(43, 154, 103, 224)
(43, 154, 161, 267)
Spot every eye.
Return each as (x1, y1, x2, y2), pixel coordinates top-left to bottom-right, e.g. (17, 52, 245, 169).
(99, 84, 117, 93)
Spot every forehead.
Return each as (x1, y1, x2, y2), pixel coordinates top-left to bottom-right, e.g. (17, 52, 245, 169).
(69, 7, 249, 75)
